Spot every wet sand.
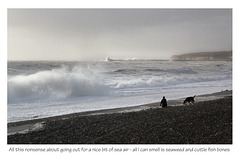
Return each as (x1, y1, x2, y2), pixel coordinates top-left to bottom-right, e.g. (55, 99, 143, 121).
(8, 90, 232, 144)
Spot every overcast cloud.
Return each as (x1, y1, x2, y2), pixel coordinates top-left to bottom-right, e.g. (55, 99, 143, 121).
(8, 9, 232, 60)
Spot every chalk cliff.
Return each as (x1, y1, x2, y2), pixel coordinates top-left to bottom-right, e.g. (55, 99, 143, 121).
(171, 51, 232, 61)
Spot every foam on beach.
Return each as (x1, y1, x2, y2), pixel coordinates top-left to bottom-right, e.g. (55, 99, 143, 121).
(8, 121, 45, 135)
(8, 95, 232, 144)
(7, 90, 232, 135)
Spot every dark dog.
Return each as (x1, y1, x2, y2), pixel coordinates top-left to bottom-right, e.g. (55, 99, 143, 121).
(183, 95, 196, 105)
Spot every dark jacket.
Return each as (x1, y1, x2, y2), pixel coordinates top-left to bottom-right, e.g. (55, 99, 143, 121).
(160, 97, 167, 107)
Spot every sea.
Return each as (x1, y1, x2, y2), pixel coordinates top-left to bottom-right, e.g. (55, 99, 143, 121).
(7, 60, 232, 122)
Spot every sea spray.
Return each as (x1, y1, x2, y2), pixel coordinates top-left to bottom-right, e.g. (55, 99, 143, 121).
(8, 65, 109, 103)
(8, 60, 232, 122)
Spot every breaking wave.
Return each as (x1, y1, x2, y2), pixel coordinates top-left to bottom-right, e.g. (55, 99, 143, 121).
(8, 61, 232, 104)
(8, 66, 109, 103)
(7, 60, 232, 122)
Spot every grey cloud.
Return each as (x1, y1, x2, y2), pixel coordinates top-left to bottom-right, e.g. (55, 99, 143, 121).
(8, 9, 232, 60)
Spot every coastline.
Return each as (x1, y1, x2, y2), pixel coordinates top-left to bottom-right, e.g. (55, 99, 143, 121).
(8, 90, 232, 144)
(8, 90, 232, 135)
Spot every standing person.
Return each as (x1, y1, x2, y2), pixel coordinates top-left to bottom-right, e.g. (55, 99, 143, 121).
(160, 96, 167, 107)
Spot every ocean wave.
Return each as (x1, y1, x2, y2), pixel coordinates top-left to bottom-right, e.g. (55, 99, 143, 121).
(113, 69, 139, 74)
(8, 66, 109, 103)
(109, 72, 231, 89)
(145, 67, 198, 74)
(8, 61, 232, 104)
(112, 67, 198, 76)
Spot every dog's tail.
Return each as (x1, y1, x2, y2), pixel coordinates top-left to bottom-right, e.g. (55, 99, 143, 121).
(193, 95, 196, 98)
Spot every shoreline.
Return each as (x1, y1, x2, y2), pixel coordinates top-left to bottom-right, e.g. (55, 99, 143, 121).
(8, 90, 232, 135)
(8, 90, 232, 144)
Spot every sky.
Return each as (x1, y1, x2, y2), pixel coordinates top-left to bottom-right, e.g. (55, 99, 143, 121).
(8, 9, 232, 61)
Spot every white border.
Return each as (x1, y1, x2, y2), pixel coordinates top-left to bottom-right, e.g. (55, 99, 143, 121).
(1, 1, 239, 161)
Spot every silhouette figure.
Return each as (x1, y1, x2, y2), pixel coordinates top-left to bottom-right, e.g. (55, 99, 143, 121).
(160, 96, 167, 107)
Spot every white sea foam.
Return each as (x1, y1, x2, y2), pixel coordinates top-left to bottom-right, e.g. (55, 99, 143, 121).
(8, 65, 109, 103)
(7, 60, 232, 122)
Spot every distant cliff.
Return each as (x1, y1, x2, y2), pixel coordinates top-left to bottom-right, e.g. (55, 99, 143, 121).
(171, 51, 232, 61)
